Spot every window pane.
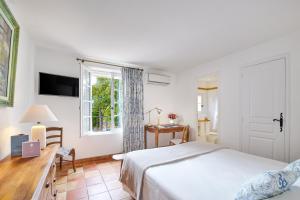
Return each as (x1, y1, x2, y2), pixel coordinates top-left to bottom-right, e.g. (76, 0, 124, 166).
(92, 75, 112, 132)
(83, 86, 90, 101)
(197, 95, 202, 104)
(81, 64, 122, 135)
(114, 78, 122, 128)
(82, 102, 91, 117)
(83, 117, 91, 133)
(197, 95, 202, 112)
(114, 115, 121, 128)
(83, 69, 91, 85)
(82, 67, 92, 133)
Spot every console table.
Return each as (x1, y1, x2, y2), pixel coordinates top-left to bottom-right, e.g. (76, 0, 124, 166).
(144, 124, 188, 148)
(0, 144, 59, 200)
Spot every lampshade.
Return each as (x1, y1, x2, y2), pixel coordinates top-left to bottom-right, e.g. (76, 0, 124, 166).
(20, 105, 58, 123)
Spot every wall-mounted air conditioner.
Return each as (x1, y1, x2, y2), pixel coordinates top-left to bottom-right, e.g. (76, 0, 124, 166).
(147, 73, 171, 85)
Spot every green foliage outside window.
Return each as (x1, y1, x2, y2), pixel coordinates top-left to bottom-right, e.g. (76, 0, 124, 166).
(92, 76, 121, 131)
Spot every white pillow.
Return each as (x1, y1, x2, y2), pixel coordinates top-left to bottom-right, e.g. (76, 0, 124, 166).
(235, 170, 297, 200)
(285, 159, 300, 177)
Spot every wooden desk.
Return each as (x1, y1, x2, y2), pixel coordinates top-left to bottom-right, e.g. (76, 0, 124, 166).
(0, 144, 59, 200)
(144, 124, 188, 148)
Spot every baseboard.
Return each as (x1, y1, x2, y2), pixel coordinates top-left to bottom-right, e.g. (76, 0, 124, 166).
(61, 153, 120, 167)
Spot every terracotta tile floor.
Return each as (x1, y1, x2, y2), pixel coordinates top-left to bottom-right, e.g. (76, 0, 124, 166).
(55, 161, 133, 200)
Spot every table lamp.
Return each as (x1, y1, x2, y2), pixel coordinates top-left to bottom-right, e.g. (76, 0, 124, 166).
(20, 105, 58, 149)
(145, 107, 162, 125)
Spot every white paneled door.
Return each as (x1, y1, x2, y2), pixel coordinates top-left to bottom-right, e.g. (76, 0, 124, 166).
(241, 58, 286, 161)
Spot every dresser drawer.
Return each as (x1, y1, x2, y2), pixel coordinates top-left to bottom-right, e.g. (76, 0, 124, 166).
(39, 159, 57, 199)
(50, 162, 57, 197)
(0, 144, 59, 200)
(39, 179, 51, 200)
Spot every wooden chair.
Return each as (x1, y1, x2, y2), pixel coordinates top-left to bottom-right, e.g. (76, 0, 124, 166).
(169, 125, 190, 145)
(46, 127, 76, 172)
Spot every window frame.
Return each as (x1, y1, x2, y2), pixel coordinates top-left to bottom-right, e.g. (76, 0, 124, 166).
(80, 64, 122, 136)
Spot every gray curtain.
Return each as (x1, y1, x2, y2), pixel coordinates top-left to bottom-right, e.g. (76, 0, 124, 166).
(122, 67, 144, 153)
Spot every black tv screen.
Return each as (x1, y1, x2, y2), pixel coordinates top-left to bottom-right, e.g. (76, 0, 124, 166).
(39, 73, 79, 97)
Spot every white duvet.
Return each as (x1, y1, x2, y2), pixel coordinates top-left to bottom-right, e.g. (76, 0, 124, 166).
(120, 141, 224, 199)
(121, 141, 300, 200)
(141, 149, 300, 200)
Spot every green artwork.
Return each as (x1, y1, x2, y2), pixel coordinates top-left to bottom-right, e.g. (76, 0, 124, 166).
(0, 0, 19, 106)
(0, 14, 12, 97)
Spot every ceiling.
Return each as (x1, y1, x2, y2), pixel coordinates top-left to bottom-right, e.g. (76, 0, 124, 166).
(9, 0, 300, 71)
(198, 73, 219, 88)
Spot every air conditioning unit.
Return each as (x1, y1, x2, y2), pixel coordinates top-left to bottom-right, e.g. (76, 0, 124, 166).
(147, 73, 171, 85)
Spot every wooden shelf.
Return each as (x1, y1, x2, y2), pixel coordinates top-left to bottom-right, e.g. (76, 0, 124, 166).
(198, 119, 210, 123)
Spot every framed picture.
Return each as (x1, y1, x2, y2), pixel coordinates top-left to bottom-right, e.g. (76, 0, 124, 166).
(0, 0, 19, 107)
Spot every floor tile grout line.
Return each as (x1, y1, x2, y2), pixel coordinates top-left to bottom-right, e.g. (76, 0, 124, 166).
(99, 167, 113, 200)
(57, 161, 124, 200)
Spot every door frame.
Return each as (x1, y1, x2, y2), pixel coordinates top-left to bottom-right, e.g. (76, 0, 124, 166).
(239, 54, 291, 162)
(196, 71, 221, 142)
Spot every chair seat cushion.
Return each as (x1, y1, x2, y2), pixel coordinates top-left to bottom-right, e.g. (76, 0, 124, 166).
(57, 147, 71, 157)
(170, 139, 182, 145)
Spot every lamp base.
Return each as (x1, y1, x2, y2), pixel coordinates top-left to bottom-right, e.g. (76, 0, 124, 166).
(31, 124, 46, 149)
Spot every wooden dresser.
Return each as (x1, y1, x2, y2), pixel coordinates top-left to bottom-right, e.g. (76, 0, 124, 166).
(0, 144, 59, 200)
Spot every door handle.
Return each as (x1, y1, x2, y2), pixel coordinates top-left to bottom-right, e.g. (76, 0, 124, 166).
(273, 113, 283, 132)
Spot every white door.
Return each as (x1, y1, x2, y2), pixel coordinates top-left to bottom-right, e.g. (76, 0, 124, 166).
(241, 58, 286, 161)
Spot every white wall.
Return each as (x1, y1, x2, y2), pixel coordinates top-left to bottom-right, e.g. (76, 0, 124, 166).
(0, 3, 35, 159)
(34, 46, 177, 158)
(175, 30, 300, 162)
(144, 72, 177, 148)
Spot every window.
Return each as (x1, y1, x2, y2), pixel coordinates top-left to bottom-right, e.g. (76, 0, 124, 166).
(197, 95, 202, 112)
(81, 64, 122, 135)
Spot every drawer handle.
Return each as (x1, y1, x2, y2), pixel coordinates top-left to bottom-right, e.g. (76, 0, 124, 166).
(45, 182, 50, 188)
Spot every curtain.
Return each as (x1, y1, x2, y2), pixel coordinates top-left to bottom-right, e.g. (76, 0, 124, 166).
(122, 67, 144, 153)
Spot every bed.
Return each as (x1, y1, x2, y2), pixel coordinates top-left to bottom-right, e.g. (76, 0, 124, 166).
(120, 141, 300, 200)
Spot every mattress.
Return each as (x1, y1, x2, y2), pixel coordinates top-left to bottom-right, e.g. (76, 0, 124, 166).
(140, 149, 300, 200)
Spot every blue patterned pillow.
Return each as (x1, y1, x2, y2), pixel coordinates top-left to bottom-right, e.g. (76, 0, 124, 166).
(285, 159, 300, 177)
(235, 170, 297, 200)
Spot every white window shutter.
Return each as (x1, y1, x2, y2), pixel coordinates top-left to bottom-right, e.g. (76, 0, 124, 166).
(80, 64, 92, 134)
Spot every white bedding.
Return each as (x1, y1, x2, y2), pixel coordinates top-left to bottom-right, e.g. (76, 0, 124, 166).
(124, 146, 300, 200)
(120, 141, 223, 199)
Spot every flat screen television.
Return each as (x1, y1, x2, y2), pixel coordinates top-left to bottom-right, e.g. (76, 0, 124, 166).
(39, 72, 79, 97)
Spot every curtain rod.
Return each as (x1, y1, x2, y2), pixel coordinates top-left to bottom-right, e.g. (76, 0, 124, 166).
(76, 58, 143, 71)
